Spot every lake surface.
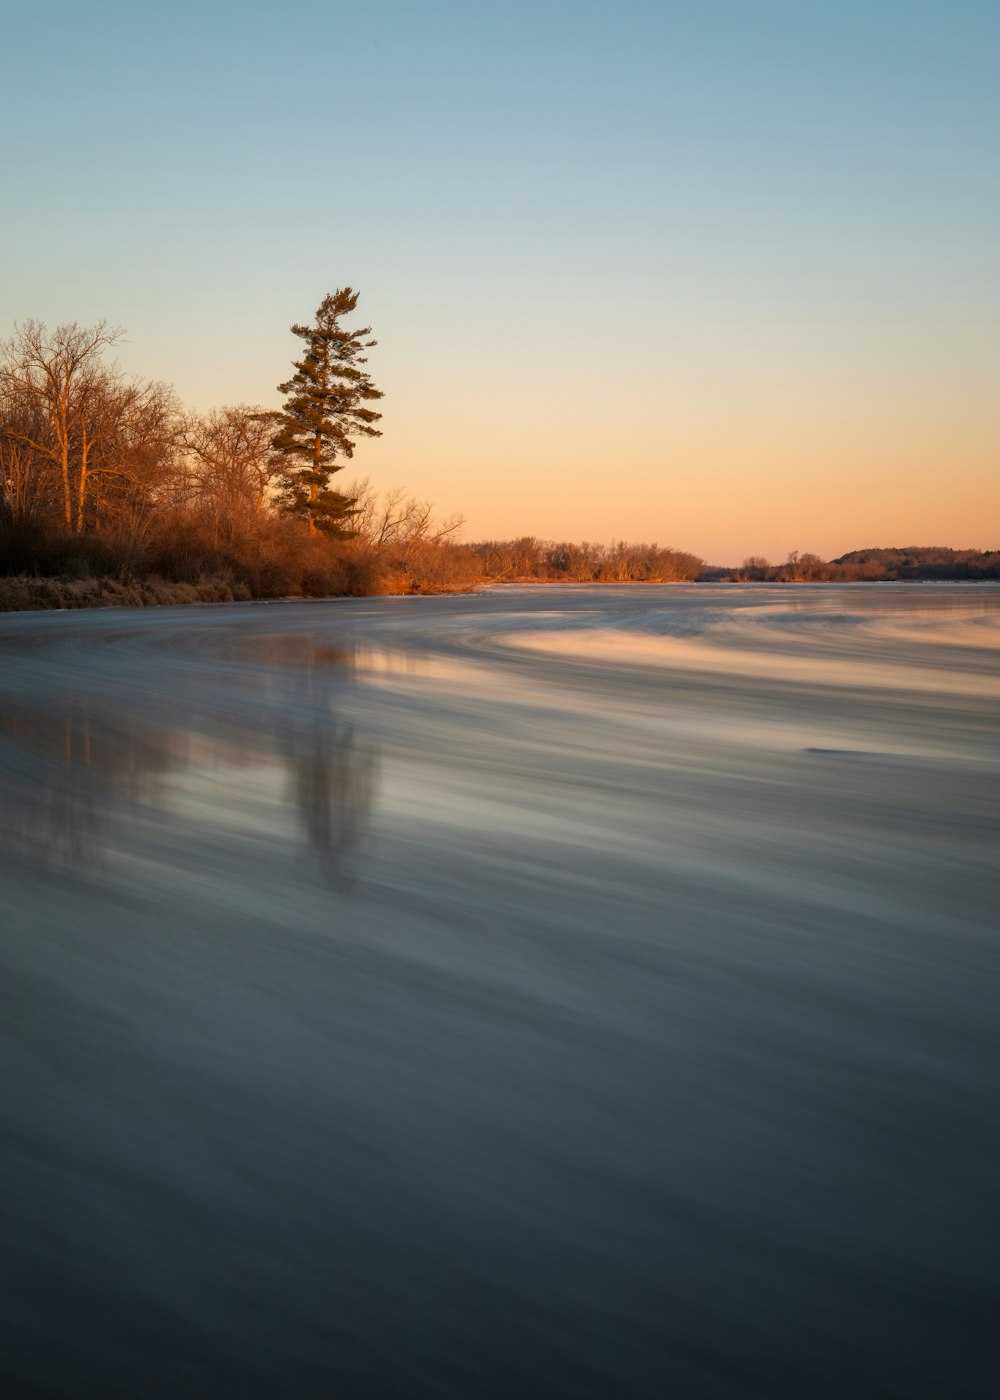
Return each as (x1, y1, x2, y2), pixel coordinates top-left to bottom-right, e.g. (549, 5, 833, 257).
(1, 584, 997, 1398)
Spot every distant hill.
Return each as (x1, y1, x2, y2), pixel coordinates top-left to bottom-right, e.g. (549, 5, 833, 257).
(831, 547, 1000, 580)
(716, 547, 1000, 583)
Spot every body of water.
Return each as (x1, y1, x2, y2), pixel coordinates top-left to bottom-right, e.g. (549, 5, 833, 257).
(1, 585, 997, 1397)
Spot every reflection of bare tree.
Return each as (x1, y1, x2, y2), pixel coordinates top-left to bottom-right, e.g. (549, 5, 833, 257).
(0, 677, 378, 886)
(0, 700, 179, 868)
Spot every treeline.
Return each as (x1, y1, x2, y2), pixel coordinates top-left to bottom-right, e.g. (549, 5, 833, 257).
(468, 537, 704, 582)
(0, 313, 705, 610)
(0, 317, 479, 607)
(1, 314, 705, 608)
(3, 318, 994, 611)
(732, 548, 1000, 582)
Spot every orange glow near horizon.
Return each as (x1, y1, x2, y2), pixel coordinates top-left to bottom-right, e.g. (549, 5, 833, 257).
(353, 343, 1000, 564)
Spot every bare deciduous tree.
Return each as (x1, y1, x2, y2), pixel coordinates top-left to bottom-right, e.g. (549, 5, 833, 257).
(348, 478, 463, 556)
(1, 320, 122, 531)
(739, 555, 771, 581)
(183, 405, 279, 516)
(0, 320, 177, 535)
(0, 387, 54, 524)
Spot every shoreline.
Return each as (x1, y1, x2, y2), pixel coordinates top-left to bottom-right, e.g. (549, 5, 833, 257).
(3, 573, 999, 615)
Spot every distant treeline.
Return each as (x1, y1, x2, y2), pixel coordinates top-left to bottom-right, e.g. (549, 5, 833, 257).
(731, 547, 1000, 582)
(459, 542, 1000, 585)
(467, 538, 704, 582)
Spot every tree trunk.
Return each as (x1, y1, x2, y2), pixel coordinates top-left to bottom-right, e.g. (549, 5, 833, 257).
(56, 394, 73, 531)
(310, 429, 322, 533)
(60, 437, 73, 531)
(76, 424, 90, 534)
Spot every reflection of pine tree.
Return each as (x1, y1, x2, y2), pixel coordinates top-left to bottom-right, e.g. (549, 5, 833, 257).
(281, 714, 377, 890)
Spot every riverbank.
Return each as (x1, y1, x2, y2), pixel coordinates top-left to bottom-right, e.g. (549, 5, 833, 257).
(0, 571, 480, 612)
(0, 573, 255, 611)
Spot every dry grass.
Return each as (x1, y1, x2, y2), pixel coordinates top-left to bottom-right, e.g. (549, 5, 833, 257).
(0, 574, 253, 612)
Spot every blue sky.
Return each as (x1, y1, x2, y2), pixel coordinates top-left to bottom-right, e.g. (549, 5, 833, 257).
(3, 0, 998, 559)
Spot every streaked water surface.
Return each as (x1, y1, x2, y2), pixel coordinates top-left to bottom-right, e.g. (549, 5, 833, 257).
(1, 585, 997, 1398)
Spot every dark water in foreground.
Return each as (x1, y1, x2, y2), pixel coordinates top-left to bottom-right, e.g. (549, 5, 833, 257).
(0, 585, 997, 1398)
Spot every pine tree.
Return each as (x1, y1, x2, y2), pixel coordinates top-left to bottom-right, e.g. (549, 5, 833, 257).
(271, 289, 383, 535)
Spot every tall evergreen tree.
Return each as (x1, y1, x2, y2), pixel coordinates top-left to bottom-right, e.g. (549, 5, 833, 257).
(271, 289, 383, 534)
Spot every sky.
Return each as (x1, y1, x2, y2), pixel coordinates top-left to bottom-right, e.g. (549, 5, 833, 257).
(3, 0, 998, 563)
